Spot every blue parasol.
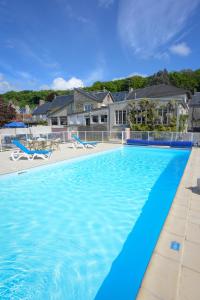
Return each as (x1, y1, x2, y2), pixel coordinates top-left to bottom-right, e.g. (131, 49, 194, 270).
(3, 122, 27, 128)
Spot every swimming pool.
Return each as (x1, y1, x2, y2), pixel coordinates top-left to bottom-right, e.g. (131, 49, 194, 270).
(0, 146, 190, 300)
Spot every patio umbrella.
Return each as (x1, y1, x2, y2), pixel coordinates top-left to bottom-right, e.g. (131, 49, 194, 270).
(3, 122, 28, 138)
(3, 121, 27, 128)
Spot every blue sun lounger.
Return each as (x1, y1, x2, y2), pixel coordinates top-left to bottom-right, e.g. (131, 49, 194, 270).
(72, 134, 98, 149)
(11, 139, 52, 161)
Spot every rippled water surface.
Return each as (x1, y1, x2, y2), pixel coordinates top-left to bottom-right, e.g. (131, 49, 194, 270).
(0, 146, 189, 300)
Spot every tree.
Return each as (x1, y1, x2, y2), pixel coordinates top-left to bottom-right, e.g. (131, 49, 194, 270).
(0, 96, 16, 126)
(45, 92, 57, 102)
(1, 68, 200, 108)
(128, 99, 179, 131)
(148, 69, 170, 85)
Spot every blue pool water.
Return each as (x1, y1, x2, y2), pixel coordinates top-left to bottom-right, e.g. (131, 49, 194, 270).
(0, 146, 190, 300)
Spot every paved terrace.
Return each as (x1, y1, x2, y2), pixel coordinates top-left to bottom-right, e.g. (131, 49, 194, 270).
(0, 143, 120, 175)
(137, 148, 200, 300)
(0, 144, 199, 299)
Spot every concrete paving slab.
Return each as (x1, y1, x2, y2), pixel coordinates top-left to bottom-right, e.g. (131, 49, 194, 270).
(186, 222, 200, 244)
(155, 231, 183, 262)
(137, 288, 161, 300)
(164, 214, 186, 237)
(182, 240, 200, 273)
(177, 267, 200, 300)
(137, 148, 200, 300)
(141, 253, 180, 300)
(170, 203, 188, 219)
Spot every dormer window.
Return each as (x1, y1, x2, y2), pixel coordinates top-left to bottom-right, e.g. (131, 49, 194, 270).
(84, 104, 93, 112)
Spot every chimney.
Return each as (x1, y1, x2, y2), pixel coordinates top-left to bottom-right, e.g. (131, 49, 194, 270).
(39, 99, 45, 106)
(129, 87, 134, 93)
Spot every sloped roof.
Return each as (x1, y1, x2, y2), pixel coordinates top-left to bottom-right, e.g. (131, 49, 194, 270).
(32, 102, 52, 115)
(189, 92, 200, 107)
(75, 88, 111, 102)
(90, 91, 109, 101)
(127, 84, 187, 100)
(75, 88, 100, 101)
(50, 94, 74, 110)
(111, 91, 129, 102)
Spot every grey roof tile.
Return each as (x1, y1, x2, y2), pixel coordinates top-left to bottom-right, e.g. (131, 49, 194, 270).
(111, 91, 128, 102)
(50, 94, 74, 110)
(190, 92, 200, 106)
(32, 102, 52, 115)
(127, 84, 187, 100)
(90, 91, 109, 101)
(75, 88, 100, 101)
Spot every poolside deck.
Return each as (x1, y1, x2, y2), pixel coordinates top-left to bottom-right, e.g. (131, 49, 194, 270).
(0, 143, 120, 175)
(0, 144, 199, 299)
(137, 147, 200, 300)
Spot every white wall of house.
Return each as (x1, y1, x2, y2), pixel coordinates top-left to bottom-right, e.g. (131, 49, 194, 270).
(102, 94, 113, 106)
(68, 114, 85, 126)
(32, 114, 48, 121)
(67, 108, 109, 128)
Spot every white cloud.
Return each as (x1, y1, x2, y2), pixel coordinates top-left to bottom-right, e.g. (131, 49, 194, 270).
(112, 72, 147, 81)
(42, 77, 84, 90)
(170, 42, 191, 56)
(128, 72, 147, 78)
(98, 0, 114, 8)
(0, 76, 15, 93)
(118, 0, 200, 57)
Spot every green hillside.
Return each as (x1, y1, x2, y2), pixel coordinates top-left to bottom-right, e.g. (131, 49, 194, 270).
(1, 69, 200, 108)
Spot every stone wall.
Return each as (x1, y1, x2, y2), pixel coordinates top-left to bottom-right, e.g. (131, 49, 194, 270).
(74, 90, 98, 113)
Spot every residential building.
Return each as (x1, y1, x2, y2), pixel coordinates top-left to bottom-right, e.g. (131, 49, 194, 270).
(33, 101, 55, 122)
(32, 84, 190, 131)
(188, 92, 200, 132)
(9, 102, 32, 122)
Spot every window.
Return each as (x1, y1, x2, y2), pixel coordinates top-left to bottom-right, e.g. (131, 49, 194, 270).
(163, 109, 168, 125)
(115, 110, 127, 125)
(51, 117, 58, 125)
(84, 104, 93, 112)
(101, 115, 107, 123)
(136, 117, 142, 124)
(123, 111, 127, 124)
(85, 117, 90, 126)
(92, 115, 98, 123)
(60, 116, 67, 125)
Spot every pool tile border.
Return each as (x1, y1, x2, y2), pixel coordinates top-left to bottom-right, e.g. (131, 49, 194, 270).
(137, 148, 200, 300)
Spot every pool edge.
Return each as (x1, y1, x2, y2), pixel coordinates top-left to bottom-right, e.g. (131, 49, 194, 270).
(136, 147, 200, 300)
(0, 143, 121, 177)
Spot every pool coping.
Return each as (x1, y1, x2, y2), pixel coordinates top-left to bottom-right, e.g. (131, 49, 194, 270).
(136, 147, 200, 300)
(0, 143, 121, 176)
(0, 146, 122, 178)
(0, 143, 188, 177)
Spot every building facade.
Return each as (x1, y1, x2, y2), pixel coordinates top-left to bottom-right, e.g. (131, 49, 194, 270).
(188, 92, 200, 132)
(32, 85, 190, 131)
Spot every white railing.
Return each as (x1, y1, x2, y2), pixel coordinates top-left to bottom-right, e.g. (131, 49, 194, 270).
(129, 131, 196, 142)
(0, 130, 200, 151)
